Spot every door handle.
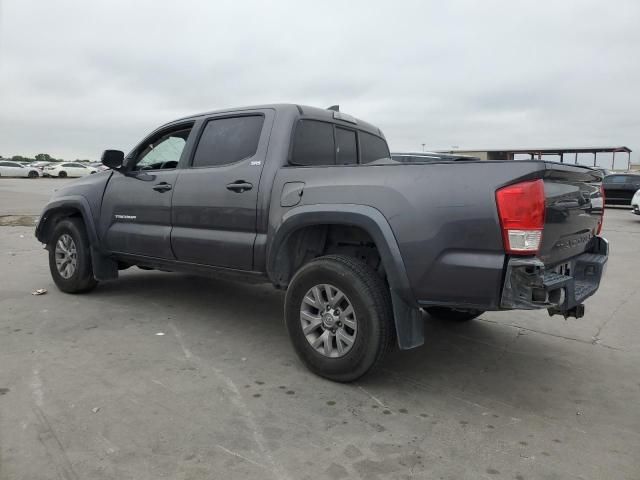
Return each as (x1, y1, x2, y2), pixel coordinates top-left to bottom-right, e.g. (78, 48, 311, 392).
(152, 182, 172, 192)
(226, 181, 253, 193)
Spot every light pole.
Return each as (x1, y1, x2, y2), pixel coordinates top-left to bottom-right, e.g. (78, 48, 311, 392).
(421, 143, 426, 152)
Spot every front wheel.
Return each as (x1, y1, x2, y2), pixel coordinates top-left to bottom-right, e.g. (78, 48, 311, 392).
(48, 218, 97, 293)
(28, 170, 38, 178)
(58, 171, 67, 178)
(425, 306, 484, 322)
(285, 255, 394, 382)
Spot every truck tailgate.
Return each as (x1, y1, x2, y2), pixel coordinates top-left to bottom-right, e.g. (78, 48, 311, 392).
(538, 163, 604, 266)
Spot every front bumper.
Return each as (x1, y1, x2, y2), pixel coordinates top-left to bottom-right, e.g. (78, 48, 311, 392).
(500, 236, 608, 315)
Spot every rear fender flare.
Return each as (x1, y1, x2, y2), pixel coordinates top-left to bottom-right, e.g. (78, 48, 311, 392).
(267, 204, 424, 349)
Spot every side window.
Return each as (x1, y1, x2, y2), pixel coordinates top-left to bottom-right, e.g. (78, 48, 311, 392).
(0, 162, 12, 167)
(360, 132, 390, 164)
(605, 175, 626, 184)
(192, 115, 264, 168)
(133, 127, 191, 171)
(335, 127, 357, 165)
(291, 120, 335, 166)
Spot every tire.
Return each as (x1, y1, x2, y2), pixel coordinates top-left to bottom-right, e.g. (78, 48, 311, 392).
(58, 171, 67, 178)
(48, 217, 97, 293)
(285, 254, 394, 382)
(425, 306, 484, 322)
(28, 170, 38, 178)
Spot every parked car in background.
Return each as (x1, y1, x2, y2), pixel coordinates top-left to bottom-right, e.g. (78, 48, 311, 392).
(29, 161, 53, 175)
(602, 173, 640, 205)
(632, 189, 640, 215)
(0, 160, 40, 178)
(44, 162, 97, 178)
(391, 152, 479, 162)
(89, 161, 111, 172)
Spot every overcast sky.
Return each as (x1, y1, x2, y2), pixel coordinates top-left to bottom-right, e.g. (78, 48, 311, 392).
(1, 0, 638, 168)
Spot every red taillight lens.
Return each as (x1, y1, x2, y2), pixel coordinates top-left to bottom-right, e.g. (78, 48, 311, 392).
(496, 179, 545, 254)
(596, 184, 605, 235)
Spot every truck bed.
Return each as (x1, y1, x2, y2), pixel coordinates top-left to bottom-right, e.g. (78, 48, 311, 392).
(271, 160, 604, 311)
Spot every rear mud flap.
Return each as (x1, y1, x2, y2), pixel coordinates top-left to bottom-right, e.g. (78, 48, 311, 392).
(390, 290, 424, 349)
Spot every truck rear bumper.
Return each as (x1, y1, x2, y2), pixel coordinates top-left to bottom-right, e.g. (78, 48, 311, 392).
(500, 236, 608, 315)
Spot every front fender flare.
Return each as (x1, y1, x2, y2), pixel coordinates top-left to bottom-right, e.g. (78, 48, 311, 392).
(35, 196, 118, 281)
(267, 204, 424, 349)
(35, 196, 99, 246)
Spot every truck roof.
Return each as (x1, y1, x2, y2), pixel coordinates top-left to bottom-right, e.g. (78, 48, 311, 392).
(172, 103, 385, 138)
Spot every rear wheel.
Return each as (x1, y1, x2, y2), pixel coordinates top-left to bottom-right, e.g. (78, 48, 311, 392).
(285, 255, 394, 382)
(425, 306, 484, 322)
(58, 171, 67, 178)
(48, 218, 97, 293)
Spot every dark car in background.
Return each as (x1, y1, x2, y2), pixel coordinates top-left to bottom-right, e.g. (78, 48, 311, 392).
(603, 173, 640, 205)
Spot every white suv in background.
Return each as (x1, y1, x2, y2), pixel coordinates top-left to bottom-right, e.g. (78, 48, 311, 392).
(632, 189, 640, 216)
(44, 162, 97, 178)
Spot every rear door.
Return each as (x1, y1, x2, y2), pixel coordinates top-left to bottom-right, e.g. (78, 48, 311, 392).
(67, 163, 86, 176)
(170, 110, 273, 270)
(99, 123, 195, 259)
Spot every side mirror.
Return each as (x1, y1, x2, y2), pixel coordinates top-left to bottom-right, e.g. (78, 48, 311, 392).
(101, 149, 124, 169)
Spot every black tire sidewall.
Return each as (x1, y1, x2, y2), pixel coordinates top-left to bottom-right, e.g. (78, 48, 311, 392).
(285, 258, 385, 382)
(58, 171, 67, 178)
(48, 219, 95, 293)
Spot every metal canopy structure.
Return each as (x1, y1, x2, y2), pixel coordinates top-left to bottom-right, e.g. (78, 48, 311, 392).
(437, 146, 632, 170)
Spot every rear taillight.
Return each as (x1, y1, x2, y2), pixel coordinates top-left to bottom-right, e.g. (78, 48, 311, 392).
(496, 179, 545, 255)
(596, 184, 605, 235)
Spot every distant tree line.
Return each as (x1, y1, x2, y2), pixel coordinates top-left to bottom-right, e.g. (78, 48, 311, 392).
(0, 153, 93, 163)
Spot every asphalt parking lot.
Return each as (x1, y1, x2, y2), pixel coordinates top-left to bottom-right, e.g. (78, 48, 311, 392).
(1, 178, 639, 480)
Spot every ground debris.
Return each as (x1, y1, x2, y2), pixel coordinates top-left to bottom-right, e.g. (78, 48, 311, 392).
(31, 288, 47, 296)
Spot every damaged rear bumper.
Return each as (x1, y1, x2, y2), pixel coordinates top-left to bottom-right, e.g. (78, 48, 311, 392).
(500, 236, 608, 317)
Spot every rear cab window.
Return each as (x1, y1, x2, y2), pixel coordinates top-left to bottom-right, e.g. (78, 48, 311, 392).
(289, 119, 388, 166)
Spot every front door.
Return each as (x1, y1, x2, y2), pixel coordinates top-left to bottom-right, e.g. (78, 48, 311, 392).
(170, 111, 272, 270)
(99, 123, 195, 259)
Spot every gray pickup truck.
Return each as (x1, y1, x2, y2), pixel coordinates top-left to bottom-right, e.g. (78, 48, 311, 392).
(36, 104, 608, 381)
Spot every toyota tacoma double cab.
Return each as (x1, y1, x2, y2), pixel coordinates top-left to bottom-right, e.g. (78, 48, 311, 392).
(36, 104, 608, 381)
